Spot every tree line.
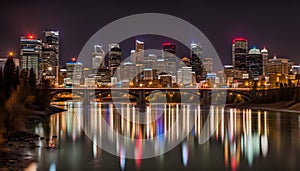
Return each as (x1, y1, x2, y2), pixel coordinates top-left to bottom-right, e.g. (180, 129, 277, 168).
(0, 56, 50, 140)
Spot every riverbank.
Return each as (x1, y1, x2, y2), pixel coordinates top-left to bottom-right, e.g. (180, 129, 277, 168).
(0, 105, 66, 171)
(228, 100, 300, 113)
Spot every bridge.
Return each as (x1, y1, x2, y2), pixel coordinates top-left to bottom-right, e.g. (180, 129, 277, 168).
(40, 87, 252, 107)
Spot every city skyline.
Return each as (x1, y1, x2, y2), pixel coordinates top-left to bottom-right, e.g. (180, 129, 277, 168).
(1, 1, 300, 171)
(1, 31, 298, 90)
(1, 0, 300, 65)
(0, 32, 297, 67)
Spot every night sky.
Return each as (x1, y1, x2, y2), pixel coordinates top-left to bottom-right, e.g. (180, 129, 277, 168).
(1, 0, 300, 66)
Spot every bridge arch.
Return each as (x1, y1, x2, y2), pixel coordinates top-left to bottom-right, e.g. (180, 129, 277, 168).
(49, 89, 85, 100)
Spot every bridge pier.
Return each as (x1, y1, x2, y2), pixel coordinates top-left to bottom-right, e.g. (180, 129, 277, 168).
(200, 90, 210, 105)
(83, 91, 90, 105)
(136, 90, 146, 109)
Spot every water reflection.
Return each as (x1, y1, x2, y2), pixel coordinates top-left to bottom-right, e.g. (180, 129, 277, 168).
(24, 163, 38, 171)
(220, 109, 269, 170)
(76, 103, 203, 160)
(31, 102, 300, 171)
(181, 141, 188, 167)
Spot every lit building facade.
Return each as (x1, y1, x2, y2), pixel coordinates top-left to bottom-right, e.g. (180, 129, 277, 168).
(159, 74, 172, 87)
(261, 47, 269, 76)
(135, 63, 144, 83)
(42, 31, 59, 85)
(224, 65, 248, 87)
(190, 43, 203, 82)
(156, 59, 168, 73)
(162, 42, 176, 75)
(247, 47, 263, 78)
(130, 50, 136, 64)
(291, 65, 300, 74)
(20, 35, 42, 82)
(144, 54, 157, 61)
(203, 57, 213, 78)
(135, 40, 144, 64)
(96, 66, 111, 84)
(92, 45, 105, 70)
(162, 42, 176, 62)
(108, 43, 122, 76)
(143, 54, 157, 69)
(266, 55, 289, 75)
(66, 61, 83, 86)
(59, 68, 67, 85)
(177, 67, 193, 85)
(143, 68, 154, 81)
(118, 62, 136, 83)
(232, 38, 248, 71)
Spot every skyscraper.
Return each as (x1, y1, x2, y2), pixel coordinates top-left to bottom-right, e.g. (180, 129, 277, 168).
(66, 60, 83, 86)
(135, 40, 144, 64)
(108, 43, 122, 76)
(190, 43, 203, 82)
(177, 67, 193, 85)
(20, 34, 42, 83)
(162, 42, 176, 62)
(119, 62, 136, 83)
(42, 31, 59, 86)
(92, 45, 105, 70)
(162, 42, 176, 75)
(232, 37, 248, 71)
(130, 50, 136, 64)
(266, 55, 289, 75)
(247, 47, 263, 78)
(143, 54, 157, 69)
(203, 57, 213, 77)
(96, 66, 111, 84)
(261, 47, 269, 76)
(143, 68, 154, 81)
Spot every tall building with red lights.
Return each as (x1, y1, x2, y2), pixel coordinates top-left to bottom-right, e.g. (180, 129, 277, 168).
(20, 34, 42, 82)
(232, 38, 248, 71)
(162, 42, 176, 75)
(162, 42, 176, 61)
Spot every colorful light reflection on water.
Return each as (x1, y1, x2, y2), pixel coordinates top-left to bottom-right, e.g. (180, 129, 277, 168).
(29, 102, 300, 171)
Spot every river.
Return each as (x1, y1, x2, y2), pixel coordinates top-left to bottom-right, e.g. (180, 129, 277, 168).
(24, 102, 300, 171)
